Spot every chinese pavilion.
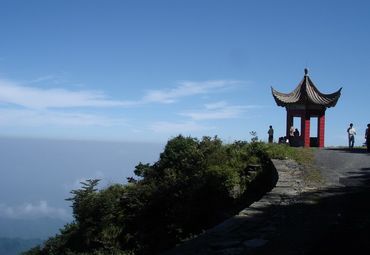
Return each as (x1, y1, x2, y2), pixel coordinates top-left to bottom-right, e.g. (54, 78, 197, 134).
(271, 69, 342, 147)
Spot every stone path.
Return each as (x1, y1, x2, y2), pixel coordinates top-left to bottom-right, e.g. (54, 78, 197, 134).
(164, 148, 370, 255)
(314, 147, 370, 187)
(163, 159, 312, 254)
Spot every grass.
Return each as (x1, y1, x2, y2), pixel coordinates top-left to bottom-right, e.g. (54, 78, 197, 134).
(263, 143, 314, 164)
(263, 143, 324, 187)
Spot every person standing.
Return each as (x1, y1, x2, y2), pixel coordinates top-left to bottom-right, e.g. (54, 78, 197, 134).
(268, 125, 274, 143)
(347, 123, 356, 149)
(289, 126, 295, 146)
(293, 128, 300, 147)
(365, 123, 370, 152)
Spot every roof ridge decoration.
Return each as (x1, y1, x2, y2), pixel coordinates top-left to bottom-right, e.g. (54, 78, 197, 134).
(271, 69, 342, 108)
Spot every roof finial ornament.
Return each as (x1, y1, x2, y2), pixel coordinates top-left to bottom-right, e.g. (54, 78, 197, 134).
(304, 68, 309, 76)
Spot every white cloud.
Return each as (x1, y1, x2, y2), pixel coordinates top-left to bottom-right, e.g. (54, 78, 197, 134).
(150, 121, 212, 134)
(0, 109, 127, 127)
(0, 78, 245, 132)
(28, 75, 56, 84)
(142, 80, 239, 104)
(204, 101, 228, 110)
(0, 79, 135, 109)
(0, 79, 240, 109)
(0, 79, 132, 129)
(0, 201, 71, 220)
(181, 101, 260, 121)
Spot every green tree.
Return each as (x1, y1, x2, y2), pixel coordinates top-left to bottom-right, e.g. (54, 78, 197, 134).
(24, 135, 276, 255)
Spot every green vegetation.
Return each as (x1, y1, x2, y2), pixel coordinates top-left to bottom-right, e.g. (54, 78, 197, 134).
(264, 143, 323, 186)
(262, 143, 314, 164)
(23, 136, 309, 255)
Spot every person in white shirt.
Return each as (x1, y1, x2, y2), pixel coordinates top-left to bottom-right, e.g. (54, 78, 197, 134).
(289, 126, 295, 146)
(347, 123, 356, 149)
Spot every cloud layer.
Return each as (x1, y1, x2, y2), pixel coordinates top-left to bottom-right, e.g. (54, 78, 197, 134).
(0, 109, 127, 127)
(150, 121, 211, 134)
(143, 80, 238, 104)
(0, 77, 253, 139)
(0, 79, 133, 109)
(0, 79, 237, 109)
(0, 201, 71, 220)
(181, 101, 258, 121)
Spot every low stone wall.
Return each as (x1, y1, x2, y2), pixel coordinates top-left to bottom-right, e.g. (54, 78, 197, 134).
(163, 159, 303, 254)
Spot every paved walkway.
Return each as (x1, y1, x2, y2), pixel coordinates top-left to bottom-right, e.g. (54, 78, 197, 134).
(164, 148, 370, 255)
(314, 147, 370, 187)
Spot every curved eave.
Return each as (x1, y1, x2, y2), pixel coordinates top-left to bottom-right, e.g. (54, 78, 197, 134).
(271, 86, 300, 107)
(306, 85, 342, 108)
(305, 76, 342, 107)
(271, 86, 342, 108)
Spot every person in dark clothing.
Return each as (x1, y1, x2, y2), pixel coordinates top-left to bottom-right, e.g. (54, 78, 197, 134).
(293, 128, 300, 147)
(268, 125, 274, 143)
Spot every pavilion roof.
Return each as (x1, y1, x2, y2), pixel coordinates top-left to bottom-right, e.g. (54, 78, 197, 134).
(271, 69, 342, 108)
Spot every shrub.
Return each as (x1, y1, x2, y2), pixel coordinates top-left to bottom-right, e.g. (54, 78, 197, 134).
(24, 135, 273, 255)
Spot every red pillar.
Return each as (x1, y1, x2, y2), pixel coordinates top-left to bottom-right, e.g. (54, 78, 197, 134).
(318, 113, 325, 148)
(303, 112, 311, 147)
(286, 110, 293, 138)
(300, 112, 305, 146)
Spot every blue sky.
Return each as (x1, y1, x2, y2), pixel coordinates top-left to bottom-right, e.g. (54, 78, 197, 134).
(0, 0, 369, 146)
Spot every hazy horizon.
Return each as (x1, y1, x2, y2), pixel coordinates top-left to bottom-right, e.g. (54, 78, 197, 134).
(0, 136, 164, 239)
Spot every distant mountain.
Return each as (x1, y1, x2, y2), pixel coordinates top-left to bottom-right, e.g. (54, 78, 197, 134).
(0, 217, 66, 239)
(0, 237, 42, 255)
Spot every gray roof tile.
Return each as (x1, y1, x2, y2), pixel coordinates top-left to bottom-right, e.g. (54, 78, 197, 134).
(271, 71, 341, 108)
